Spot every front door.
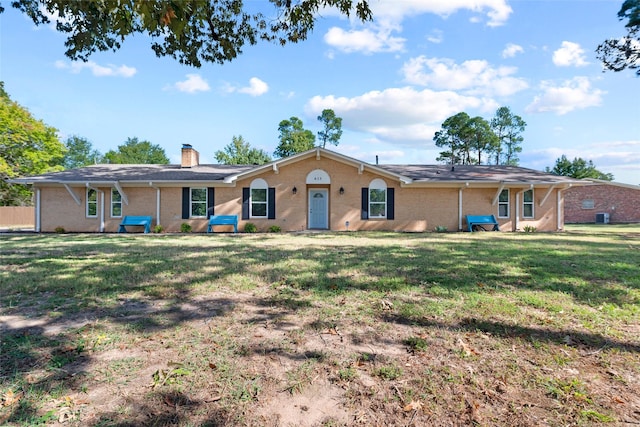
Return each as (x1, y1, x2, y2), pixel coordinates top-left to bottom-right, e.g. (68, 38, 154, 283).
(308, 189, 328, 229)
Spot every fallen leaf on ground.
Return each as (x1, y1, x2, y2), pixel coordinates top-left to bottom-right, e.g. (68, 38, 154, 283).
(404, 400, 423, 412)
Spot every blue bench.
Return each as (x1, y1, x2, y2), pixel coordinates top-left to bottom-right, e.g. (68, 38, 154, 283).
(466, 214, 500, 232)
(207, 215, 238, 233)
(118, 215, 153, 233)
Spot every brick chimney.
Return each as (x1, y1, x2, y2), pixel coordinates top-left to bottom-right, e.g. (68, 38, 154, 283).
(181, 144, 199, 168)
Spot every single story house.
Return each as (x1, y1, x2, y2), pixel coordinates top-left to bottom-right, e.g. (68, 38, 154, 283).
(10, 145, 585, 233)
(564, 179, 640, 224)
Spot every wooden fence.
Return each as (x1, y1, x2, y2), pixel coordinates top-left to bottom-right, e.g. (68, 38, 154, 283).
(0, 206, 35, 228)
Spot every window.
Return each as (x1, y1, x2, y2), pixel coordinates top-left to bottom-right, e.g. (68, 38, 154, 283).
(498, 189, 509, 218)
(369, 179, 387, 218)
(582, 199, 595, 209)
(523, 189, 534, 218)
(111, 188, 122, 217)
(190, 188, 207, 217)
(250, 179, 268, 218)
(86, 188, 97, 218)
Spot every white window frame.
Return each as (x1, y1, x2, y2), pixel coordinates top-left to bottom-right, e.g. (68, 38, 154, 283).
(250, 179, 268, 219)
(369, 178, 387, 219)
(523, 189, 534, 218)
(111, 188, 122, 218)
(86, 188, 98, 218)
(190, 188, 207, 218)
(498, 189, 509, 218)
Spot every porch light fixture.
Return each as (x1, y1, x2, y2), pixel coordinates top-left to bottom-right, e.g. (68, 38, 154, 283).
(292, 186, 297, 195)
(339, 187, 345, 195)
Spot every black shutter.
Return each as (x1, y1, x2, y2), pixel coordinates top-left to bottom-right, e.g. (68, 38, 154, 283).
(268, 188, 276, 219)
(182, 187, 190, 219)
(242, 188, 250, 220)
(361, 188, 369, 220)
(387, 188, 394, 220)
(207, 188, 215, 218)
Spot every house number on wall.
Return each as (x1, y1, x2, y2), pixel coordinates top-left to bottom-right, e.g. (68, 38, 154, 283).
(306, 169, 331, 184)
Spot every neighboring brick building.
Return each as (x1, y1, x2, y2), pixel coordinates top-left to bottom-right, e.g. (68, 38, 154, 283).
(10, 145, 584, 233)
(565, 180, 640, 223)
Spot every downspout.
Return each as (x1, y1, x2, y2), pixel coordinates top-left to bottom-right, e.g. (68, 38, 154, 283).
(557, 184, 571, 231)
(35, 188, 41, 232)
(458, 182, 468, 231)
(149, 182, 160, 226)
(99, 190, 105, 233)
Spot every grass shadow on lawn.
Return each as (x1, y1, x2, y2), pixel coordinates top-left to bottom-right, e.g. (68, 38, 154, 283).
(1, 231, 639, 425)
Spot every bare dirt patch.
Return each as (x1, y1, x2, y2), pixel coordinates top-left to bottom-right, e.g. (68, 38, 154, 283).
(2, 284, 639, 426)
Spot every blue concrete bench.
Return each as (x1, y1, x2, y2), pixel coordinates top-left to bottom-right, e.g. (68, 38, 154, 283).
(118, 216, 153, 233)
(466, 214, 499, 232)
(207, 215, 238, 233)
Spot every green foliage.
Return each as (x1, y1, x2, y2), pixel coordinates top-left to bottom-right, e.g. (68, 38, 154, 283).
(268, 225, 282, 233)
(153, 224, 164, 233)
(7, 0, 373, 67)
(244, 222, 257, 233)
(523, 225, 537, 233)
(274, 117, 316, 158)
(434, 225, 448, 233)
(374, 364, 402, 380)
(180, 223, 192, 233)
(215, 135, 271, 165)
(435, 107, 525, 166)
(490, 106, 526, 166)
(597, 0, 640, 76)
(62, 135, 103, 169)
(405, 336, 429, 352)
(317, 109, 343, 149)
(103, 137, 169, 164)
(54, 226, 66, 234)
(546, 155, 614, 181)
(0, 82, 66, 206)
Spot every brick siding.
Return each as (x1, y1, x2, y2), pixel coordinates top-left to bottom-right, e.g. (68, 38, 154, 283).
(564, 184, 640, 223)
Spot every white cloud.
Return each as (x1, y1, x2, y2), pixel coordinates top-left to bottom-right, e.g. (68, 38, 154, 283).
(522, 142, 640, 183)
(526, 77, 604, 115)
(323, 0, 511, 54)
(401, 56, 528, 97)
(172, 74, 210, 94)
(552, 41, 589, 67)
(426, 29, 444, 44)
(324, 25, 406, 54)
(374, 0, 512, 27)
(305, 87, 497, 143)
(502, 43, 524, 58)
(223, 77, 269, 96)
(54, 60, 136, 78)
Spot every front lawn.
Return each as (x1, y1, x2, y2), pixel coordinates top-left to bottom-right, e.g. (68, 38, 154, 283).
(1, 228, 638, 426)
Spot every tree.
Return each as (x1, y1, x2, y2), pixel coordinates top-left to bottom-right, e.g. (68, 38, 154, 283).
(465, 116, 499, 165)
(317, 109, 343, 148)
(5, 0, 373, 68)
(596, 0, 640, 76)
(0, 82, 66, 206)
(434, 112, 470, 164)
(62, 135, 104, 169)
(215, 135, 271, 165)
(103, 137, 169, 164)
(546, 155, 614, 181)
(274, 117, 316, 158)
(490, 106, 526, 165)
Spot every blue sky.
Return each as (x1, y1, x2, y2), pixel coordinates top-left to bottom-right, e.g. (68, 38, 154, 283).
(1, 1, 638, 184)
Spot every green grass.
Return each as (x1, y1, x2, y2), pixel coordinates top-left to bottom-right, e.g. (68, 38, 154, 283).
(1, 225, 639, 426)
